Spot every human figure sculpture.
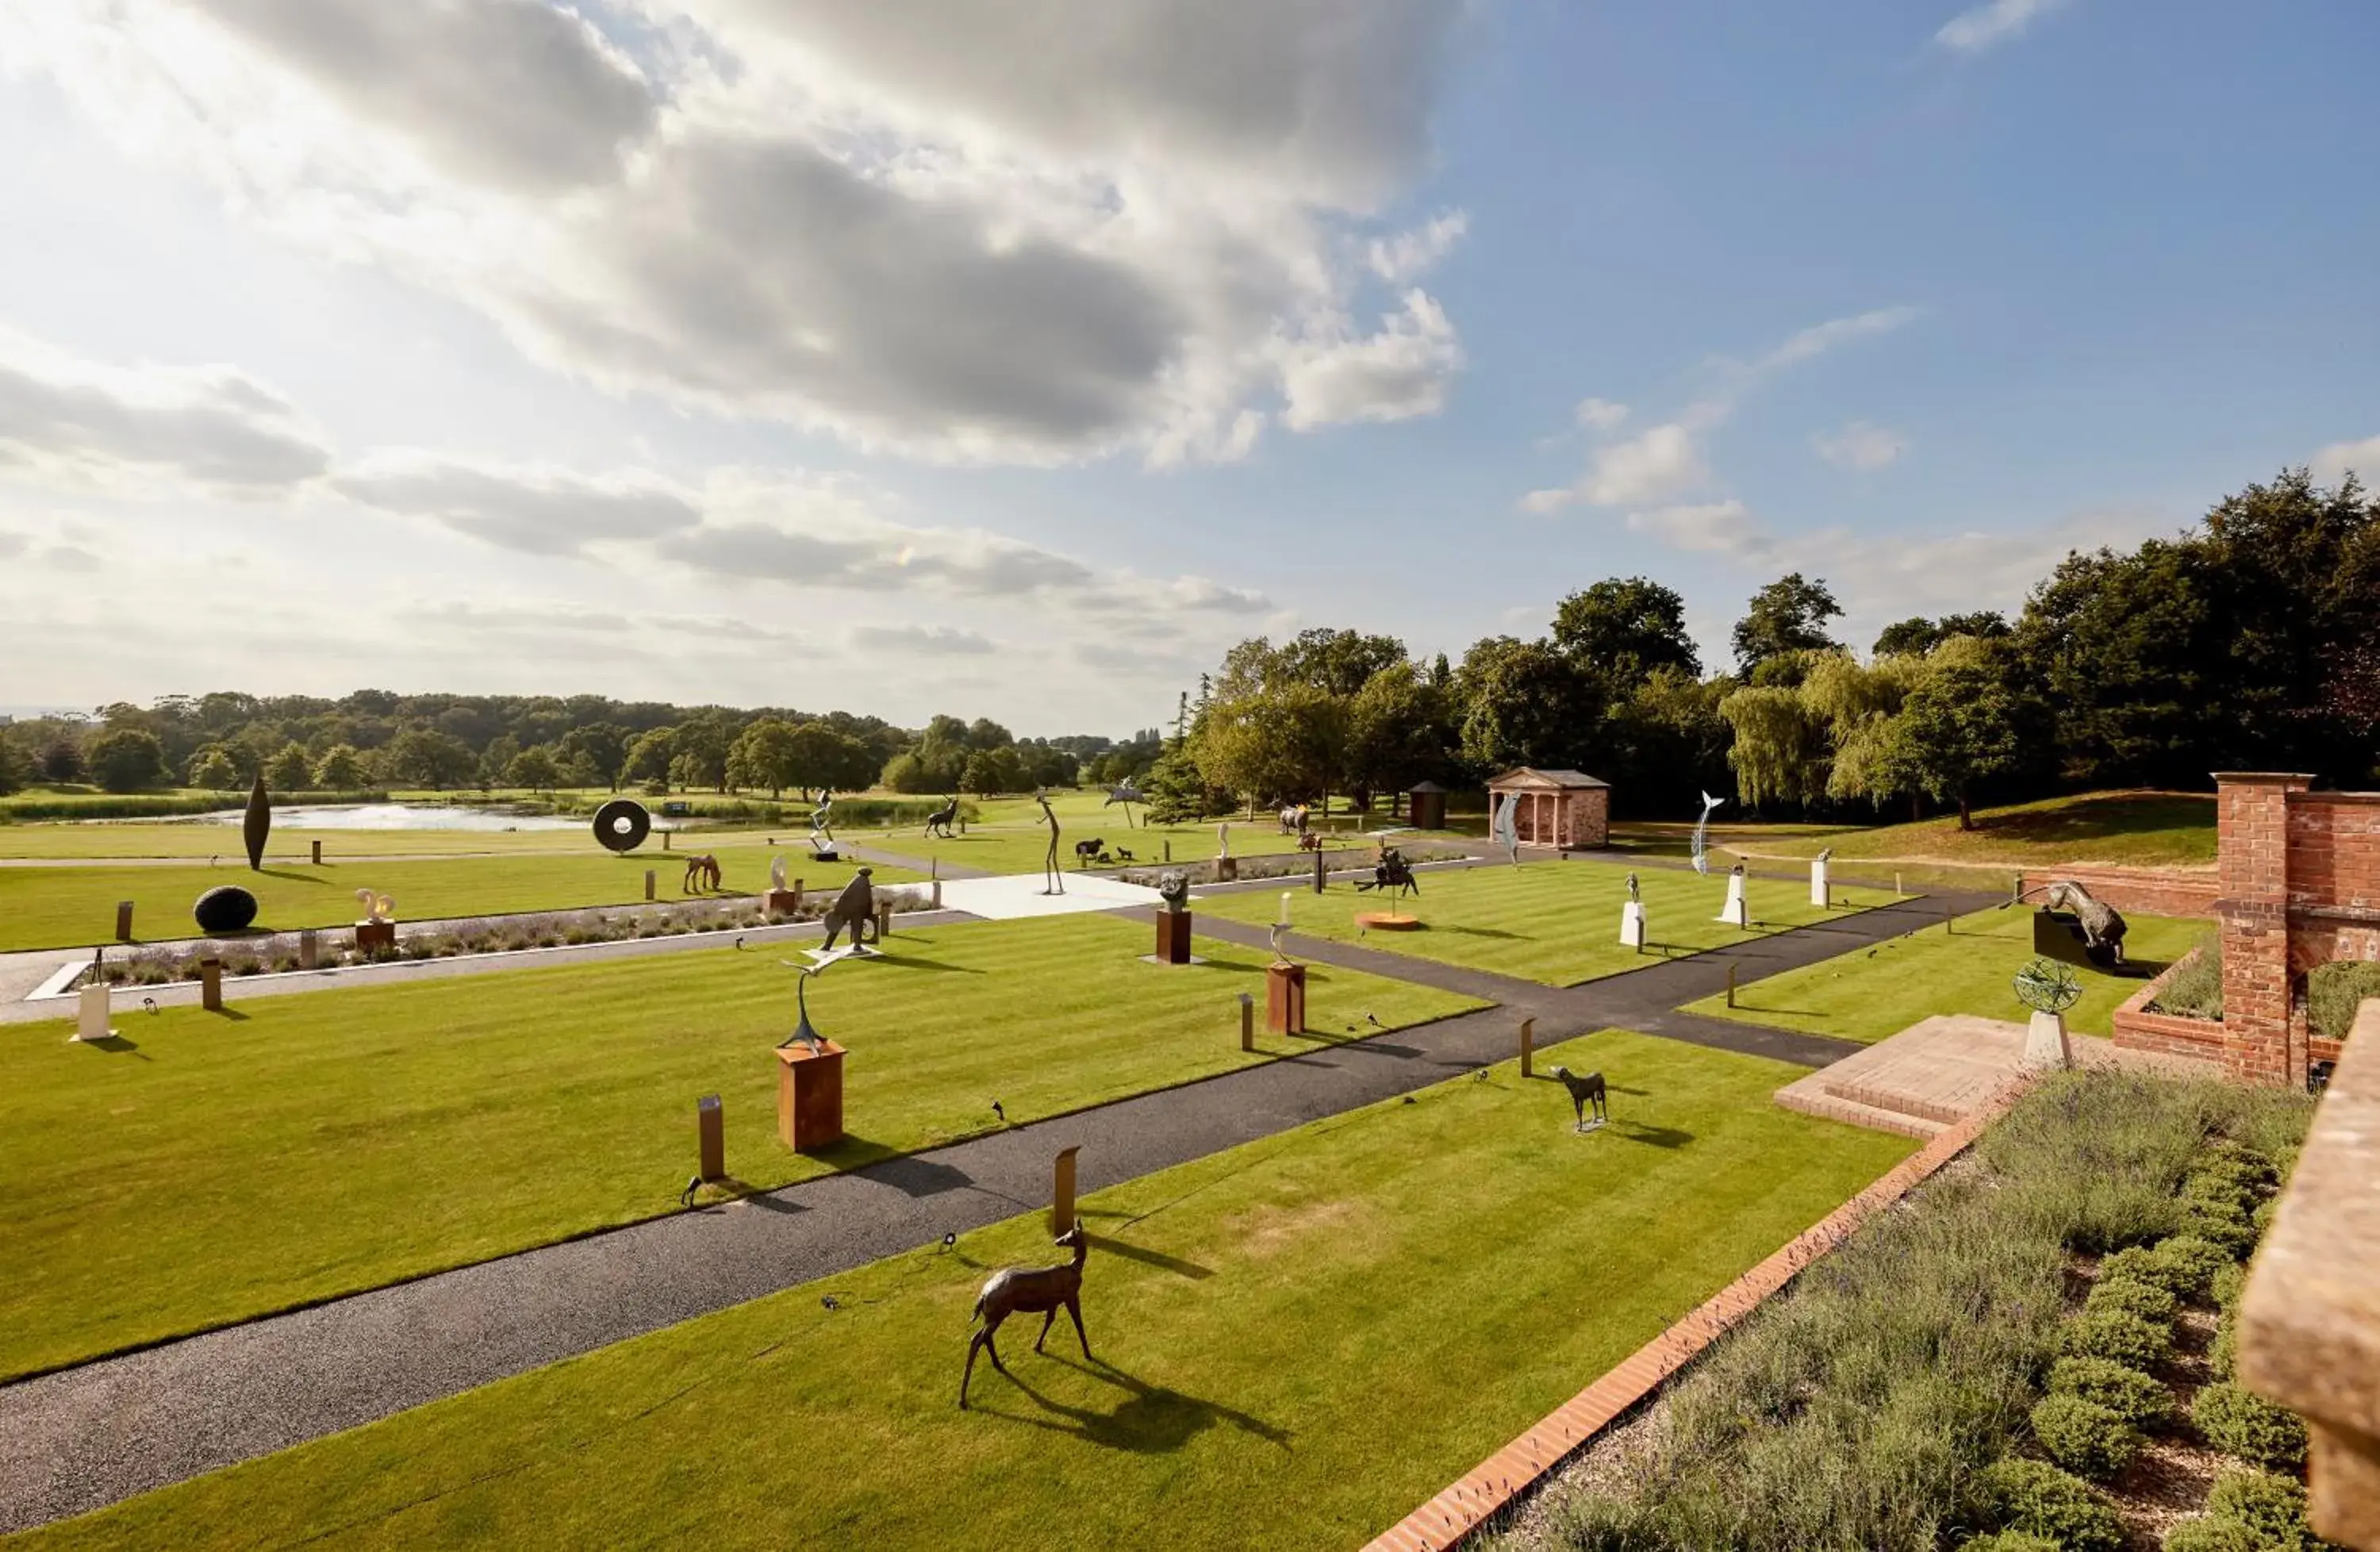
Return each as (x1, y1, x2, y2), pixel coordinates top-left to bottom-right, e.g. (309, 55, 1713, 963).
(681, 854, 722, 893)
(960, 1226, 1089, 1408)
(923, 796, 960, 839)
(817, 868, 879, 951)
(1216, 822, 1230, 859)
(1035, 791, 1063, 896)
(1626, 872, 1641, 905)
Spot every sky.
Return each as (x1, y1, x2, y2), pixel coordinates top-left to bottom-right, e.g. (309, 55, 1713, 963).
(0, 0, 2374, 735)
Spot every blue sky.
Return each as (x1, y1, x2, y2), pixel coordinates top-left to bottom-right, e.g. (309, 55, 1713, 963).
(0, 0, 2373, 731)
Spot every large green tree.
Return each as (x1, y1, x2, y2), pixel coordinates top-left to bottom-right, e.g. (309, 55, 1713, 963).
(1553, 578, 1701, 690)
(1878, 637, 2028, 828)
(1732, 574, 1843, 677)
(1453, 636, 1600, 774)
(86, 728, 170, 793)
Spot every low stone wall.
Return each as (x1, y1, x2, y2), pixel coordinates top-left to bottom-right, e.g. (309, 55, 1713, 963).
(2110, 949, 2225, 1067)
(2017, 864, 2219, 919)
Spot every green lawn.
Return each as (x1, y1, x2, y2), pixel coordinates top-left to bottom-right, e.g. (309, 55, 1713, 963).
(22, 1031, 1914, 1552)
(1737, 789, 2217, 869)
(1687, 905, 2210, 1043)
(0, 851, 919, 951)
(0, 915, 1474, 1382)
(1200, 859, 1896, 987)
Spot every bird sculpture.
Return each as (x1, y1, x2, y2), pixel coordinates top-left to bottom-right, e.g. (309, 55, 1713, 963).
(942, 1232, 958, 1252)
(992, 1100, 1006, 1123)
(1550, 1065, 1609, 1132)
(680, 1174, 701, 1208)
(1365, 1012, 1384, 1028)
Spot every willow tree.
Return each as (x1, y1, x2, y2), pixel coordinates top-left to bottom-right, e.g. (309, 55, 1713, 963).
(1718, 683, 1831, 809)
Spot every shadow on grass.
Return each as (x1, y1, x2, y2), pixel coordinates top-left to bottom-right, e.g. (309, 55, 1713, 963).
(974, 1354, 1292, 1454)
(708, 1177, 804, 1214)
(1610, 1121, 1694, 1149)
(1084, 1231, 1214, 1281)
(76, 1034, 150, 1058)
(873, 954, 988, 975)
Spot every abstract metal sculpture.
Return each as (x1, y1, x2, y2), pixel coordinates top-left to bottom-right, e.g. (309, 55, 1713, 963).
(769, 855, 789, 892)
(1104, 783, 1142, 828)
(243, 773, 271, 872)
(1035, 790, 1064, 896)
(355, 889, 394, 924)
(1492, 791, 1520, 866)
(923, 796, 960, 839)
(777, 955, 833, 1051)
(681, 854, 722, 893)
(1551, 1066, 1608, 1133)
(593, 798, 651, 853)
(960, 1226, 1090, 1408)
(1690, 790, 1725, 875)
(817, 869, 879, 952)
(193, 885, 259, 935)
(808, 791, 838, 859)
(2014, 955, 2084, 1015)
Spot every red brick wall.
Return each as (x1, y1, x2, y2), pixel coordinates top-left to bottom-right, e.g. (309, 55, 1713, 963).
(2017, 865, 2218, 919)
(2111, 950, 2226, 1067)
(2217, 775, 2305, 1087)
(2286, 794, 2380, 912)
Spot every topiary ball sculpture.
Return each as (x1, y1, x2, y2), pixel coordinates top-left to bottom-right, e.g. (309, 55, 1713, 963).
(194, 885, 259, 935)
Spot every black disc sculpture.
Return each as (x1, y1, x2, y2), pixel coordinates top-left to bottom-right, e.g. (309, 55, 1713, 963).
(593, 798, 652, 853)
(194, 885, 259, 935)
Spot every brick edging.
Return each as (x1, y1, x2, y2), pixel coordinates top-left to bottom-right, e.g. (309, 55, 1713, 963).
(1361, 1088, 2021, 1552)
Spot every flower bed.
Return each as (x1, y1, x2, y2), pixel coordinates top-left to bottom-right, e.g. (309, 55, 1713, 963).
(2113, 947, 2227, 1066)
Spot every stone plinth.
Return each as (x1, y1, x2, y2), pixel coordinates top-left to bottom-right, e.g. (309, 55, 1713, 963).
(75, 982, 115, 1043)
(776, 1042, 846, 1152)
(1714, 873, 1749, 928)
(2240, 997, 2380, 1549)
(1267, 962, 1307, 1035)
(1215, 855, 1238, 882)
(1619, 901, 1645, 949)
(1810, 859, 1830, 909)
(2021, 1010, 2071, 1071)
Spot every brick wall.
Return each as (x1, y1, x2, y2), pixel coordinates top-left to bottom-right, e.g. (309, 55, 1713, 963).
(2016, 864, 2219, 919)
(2110, 949, 2226, 1067)
(2286, 794, 2380, 912)
(1574, 788, 1610, 848)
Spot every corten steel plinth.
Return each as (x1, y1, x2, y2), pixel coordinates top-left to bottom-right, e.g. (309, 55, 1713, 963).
(310, 839, 323, 866)
(354, 918, 397, 955)
(1266, 962, 1307, 1035)
(644, 870, 656, 901)
(763, 889, 800, 917)
(114, 901, 132, 943)
(777, 1041, 846, 1152)
(198, 958, 224, 1013)
(298, 929, 320, 970)
(697, 1093, 725, 1181)
(1052, 1144, 1081, 1236)
(1155, 909, 1193, 964)
(1215, 855, 1238, 882)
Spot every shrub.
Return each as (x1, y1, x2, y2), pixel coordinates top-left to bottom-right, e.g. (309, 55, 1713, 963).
(2209, 1262, 2248, 1313)
(2098, 1243, 2189, 1297)
(2148, 936, 2224, 1019)
(2199, 1139, 2278, 1185)
(2191, 1381, 2307, 1469)
(2060, 1308, 2173, 1370)
(2251, 1197, 2277, 1236)
(2029, 1394, 2142, 1481)
(1971, 1457, 2125, 1552)
(2083, 1275, 2178, 1325)
(2179, 1173, 2258, 1219)
(2208, 1316, 2238, 1379)
(2161, 1516, 2263, 1552)
(1960, 1534, 2063, 1552)
(2309, 958, 2380, 1043)
(2204, 1469, 2320, 1550)
(2179, 1202, 2258, 1258)
(2142, 1235, 2231, 1298)
(2048, 1357, 2173, 1429)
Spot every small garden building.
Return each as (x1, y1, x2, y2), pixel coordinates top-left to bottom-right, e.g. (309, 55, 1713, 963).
(1485, 767, 1610, 851)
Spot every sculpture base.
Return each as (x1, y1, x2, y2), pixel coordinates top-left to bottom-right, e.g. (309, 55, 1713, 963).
(1214, 856, 1238, 882)
(354, 919, 397, 954)
(2023, 1011, 2072, 1072)
(810, 848, 841, 864)
(1267, 962, 1307, 1035)
(763, 889, 800, 917)
(1357, 911, 1423, 932)
(1810, 860, 1831, 909)
(75, 982, 116, 1043)
(777, 1041, 847, 1152)
(1618, 901, 1645, 948)
(1154, 908, 1193, 965)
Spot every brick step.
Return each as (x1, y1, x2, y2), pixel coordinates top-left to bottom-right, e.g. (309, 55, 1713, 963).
(1775, 1085, 1946, 1139)
(1820, 1078, 1971, 1128)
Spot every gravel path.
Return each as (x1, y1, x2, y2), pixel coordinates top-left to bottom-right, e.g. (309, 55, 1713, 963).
(0, 866, 1989, 1533)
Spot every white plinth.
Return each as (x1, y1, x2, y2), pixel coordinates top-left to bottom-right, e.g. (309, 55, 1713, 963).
(1810, 859, 1830, 909)
(1619, 901, 1645, 948)
(1715, 874, 1749, 927)
(75, 982, 115, 1043)
(2023, 1010, 2072, 1072)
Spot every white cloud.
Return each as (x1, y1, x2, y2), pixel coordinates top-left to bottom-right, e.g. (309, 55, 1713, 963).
(1935, 0, 2071, 54)
(1624, 499, 1768, 556)
(333, 454, 700, 555)
(1277, 290, 1463, 431)
(6, 0, 1472, 466)
(1813, 421, 1907, 471)
(1753, 307, 1925, 373)
(1574, 398, 1630, 432)
(850, 624, 996, 656)
(2312, 434, 2380, 487)
(1522, 421, 1708, 513)
(0, 325, 329, 497)
(1366, 210, 1468, 282)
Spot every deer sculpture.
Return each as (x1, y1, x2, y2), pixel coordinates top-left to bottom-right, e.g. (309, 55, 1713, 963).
(923, 796, 960, 839)
(960, 1225, 1090, 1408)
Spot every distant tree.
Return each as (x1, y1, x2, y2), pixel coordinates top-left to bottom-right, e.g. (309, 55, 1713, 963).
(1270, 628, 1408, 698)
(880, 751, 932, 793)
(86, 728, 170, 793)
(1879, 638, 2027, 828)
(671, 714, 735, 792)
(505, 745, 562, 791)
(622, 727, 677, 788)
(381, 728, 477, 789)
(1196, 683, 1347, 807)
(1601, 667, 1733, 815)
(1732, 573, 1843, 676)
(1873, 612, 2010, 659)
(961, 747, 1023, 796)
(728, 719, 803, 797)
(39, 736, 84, 784)
(1453, 636, 1600, 774)
(2014, 539, 2216, 787)
(964, 717, 1013, 751)
(265, 741, 313, 791)
(1718, 685, 1831, 810)
(1345, 659, 1454, 810)
(555, 723, 630, 790)
(1553, 578, 1701, 688)
(0, 737, 23, 796)
(186, 745, 242, 791)
(312, 744, 366, 789)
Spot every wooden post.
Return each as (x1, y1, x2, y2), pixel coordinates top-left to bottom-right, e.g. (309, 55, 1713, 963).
(793, 878, 804, 912)
(875, 901, 894, 941)
(1239, 992, 1254, 1051)
(199, 958, 224, 1012)
(1518, 1016, 1534, 1077)
(697, 1094, 724, 1182)
(114, 901, 133, 943)
(299, 929, 319, 970)
(310, 839, 322, 866)
(662, 830, 672, 851)
(1726, 962, 1737, 1008)
(644, 869, 656, 901)
(1164, 839, 1172, 864)
(1945, 906, 1954, 935)
(1313, 847, 1326, 893)
(1052, 1145, 1081, 1237)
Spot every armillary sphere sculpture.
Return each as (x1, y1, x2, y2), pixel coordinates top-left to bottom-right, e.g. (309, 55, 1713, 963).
(2013, 955, 2084, 1016)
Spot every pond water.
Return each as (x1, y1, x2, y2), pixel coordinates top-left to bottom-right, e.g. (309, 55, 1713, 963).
(179, 803, 584, 832)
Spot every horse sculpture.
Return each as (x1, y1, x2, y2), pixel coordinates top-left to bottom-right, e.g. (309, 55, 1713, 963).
(923, 796, 960, 839)
(960, 1226, 1090, 1408)
(1355, 846, 1419, 904)
(681, 854, 722, 893)
(1278, 803, 1310, 836)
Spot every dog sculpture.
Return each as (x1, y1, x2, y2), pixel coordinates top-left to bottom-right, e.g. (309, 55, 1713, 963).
(1551, 1066, 1608, 1131)
(817, 868, 879, 951)
(923, 797, 959, 839)
(961, 1227, 1089, 1408)
(681, 854, 722, 893)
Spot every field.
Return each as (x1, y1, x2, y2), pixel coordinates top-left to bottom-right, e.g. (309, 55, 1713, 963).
(20, 1031, 1914, 1552)
(1198, 859, 1895, 987)
(1725, 790, 2218, 870)
(1687, 905, 2209, 1043)
(0, 915, 1476, 1380)
(0, 851, 918, 951)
